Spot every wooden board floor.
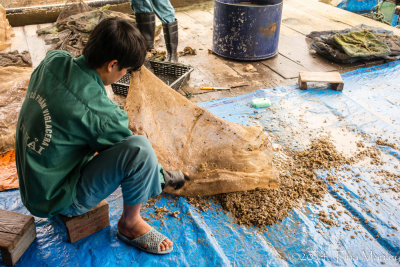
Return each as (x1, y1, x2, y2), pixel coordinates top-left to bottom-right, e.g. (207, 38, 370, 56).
(5, 0, 400, 103)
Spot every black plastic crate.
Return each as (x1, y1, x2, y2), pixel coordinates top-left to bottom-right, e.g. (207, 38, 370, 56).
(111, 60, 194, 96)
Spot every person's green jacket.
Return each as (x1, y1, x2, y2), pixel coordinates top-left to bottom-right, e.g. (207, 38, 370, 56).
(15, 50, 132, 218)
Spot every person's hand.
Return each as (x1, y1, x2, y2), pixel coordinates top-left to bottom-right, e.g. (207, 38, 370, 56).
(163, 170, 189, 190)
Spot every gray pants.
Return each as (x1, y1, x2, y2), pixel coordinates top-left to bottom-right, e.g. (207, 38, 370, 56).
(60, 135, 162, 217)
(131, 0, 175, 23)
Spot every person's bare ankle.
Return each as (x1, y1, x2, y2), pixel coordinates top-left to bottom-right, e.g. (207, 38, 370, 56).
(118, 218, 173, 251)
(118, 215, 150, 239)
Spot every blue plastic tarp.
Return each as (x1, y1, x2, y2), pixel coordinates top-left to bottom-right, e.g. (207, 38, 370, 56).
(337, 0, 379, 13)
(1, 61, 400, 266)
(337, 0, 399, 26)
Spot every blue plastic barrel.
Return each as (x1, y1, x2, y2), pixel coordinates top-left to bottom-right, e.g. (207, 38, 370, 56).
(213, 0, 283, 61)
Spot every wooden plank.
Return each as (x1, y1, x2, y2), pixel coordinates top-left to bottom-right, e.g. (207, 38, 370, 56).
(261, 53, 308, 79)
(189, 60, 287, 102)
(278, 25, 340, 71)
(298, 71, 344, 90)
(2, 224, 36, 266)
(176, 11, 213, 47)
(182, 9, 214, 28)
(8, 27, 29, 53)
(225, 60, 286, 89)
(23, 24, 47, 68)
(0, 210, 33, 243)
(299, 71, 342, 83)
(282, 2, 352, 35)
(59, 200, 110, 243)
(0, 210, 36, 266)
(173, 0, 213, 9)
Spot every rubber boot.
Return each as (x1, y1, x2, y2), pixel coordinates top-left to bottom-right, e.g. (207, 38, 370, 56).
(162, 20, 178, 62)
(135, 12, 155, 51)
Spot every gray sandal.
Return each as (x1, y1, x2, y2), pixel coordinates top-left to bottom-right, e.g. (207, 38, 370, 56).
(117, 227, 173, 255)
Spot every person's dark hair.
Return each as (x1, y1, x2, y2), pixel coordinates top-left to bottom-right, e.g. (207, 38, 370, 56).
(83, 17, 146, 71)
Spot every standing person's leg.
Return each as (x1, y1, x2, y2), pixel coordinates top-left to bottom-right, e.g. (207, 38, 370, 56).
(131, 0, 156, 50)
(60, 135, 173, 253)
(150, 0, 178, 62)
(150, 0, 175, 23)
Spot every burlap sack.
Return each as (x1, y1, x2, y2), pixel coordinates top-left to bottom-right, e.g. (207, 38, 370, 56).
(125, 67, 278, 197)
(0, 66, 32, 154)
(0, 4, 14, 51)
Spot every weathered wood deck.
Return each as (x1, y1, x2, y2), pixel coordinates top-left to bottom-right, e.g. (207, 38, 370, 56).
(5, 0, 400, 103)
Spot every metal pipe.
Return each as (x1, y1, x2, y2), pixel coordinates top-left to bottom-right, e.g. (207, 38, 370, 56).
(5, 0, 130, 14)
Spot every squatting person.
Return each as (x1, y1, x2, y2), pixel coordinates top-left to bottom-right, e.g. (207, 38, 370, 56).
(15, 17, 186, 255)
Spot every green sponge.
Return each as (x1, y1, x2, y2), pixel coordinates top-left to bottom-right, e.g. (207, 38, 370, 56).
(251, 97, 271, 108)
